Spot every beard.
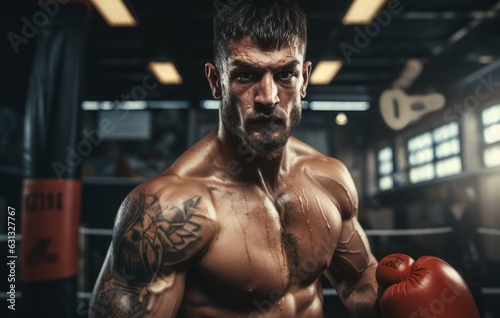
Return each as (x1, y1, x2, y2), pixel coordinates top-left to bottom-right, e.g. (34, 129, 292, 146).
(221, 98, 302, 159)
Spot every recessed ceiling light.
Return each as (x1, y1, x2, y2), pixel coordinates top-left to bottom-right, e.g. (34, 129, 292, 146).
(148, 62, 183, 85)
(342, 0, 388, 25)
(310, 60, 343, 85)
(335, 112, 349, 125)
(309, 101, 370, 111)
(479, 55, 494, 64)
(90, 0, 137, 27)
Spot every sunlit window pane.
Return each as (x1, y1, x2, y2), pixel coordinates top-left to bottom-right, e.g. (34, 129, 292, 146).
(378, 147, 392, 162)
(484, 123, 500, 144)
(436, 156, 462, 178)
(379, 162, 393, 175)
(484, 145, 500, 167)
(408, 122, 462, 183)
(379, 176, 393, 191)
(482, 104, 500, 126)
(409, 163, 434, 184)
(408, 132, 433, 152)
(435, 138, 460, 159)
(409, 148, 434, 166)
(377, 146, 393, 190)
(433, 122, 459, 143)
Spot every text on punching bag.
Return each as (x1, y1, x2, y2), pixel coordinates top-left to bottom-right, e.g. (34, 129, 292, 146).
(24, 192, 63, 212)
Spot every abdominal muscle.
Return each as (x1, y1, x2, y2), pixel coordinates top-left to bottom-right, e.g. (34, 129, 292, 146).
(178, 278, 325, 318)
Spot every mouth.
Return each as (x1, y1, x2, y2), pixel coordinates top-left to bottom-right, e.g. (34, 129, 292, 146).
(246, 116, 284, 126)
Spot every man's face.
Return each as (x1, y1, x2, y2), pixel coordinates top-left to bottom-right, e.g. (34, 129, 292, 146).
(214, 36, 311, 159)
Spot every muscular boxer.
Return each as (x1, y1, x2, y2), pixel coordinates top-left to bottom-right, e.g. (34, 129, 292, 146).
(89, 1, 479, 317)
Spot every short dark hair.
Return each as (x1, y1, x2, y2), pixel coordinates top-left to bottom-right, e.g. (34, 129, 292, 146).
(213, 0, 307, 69)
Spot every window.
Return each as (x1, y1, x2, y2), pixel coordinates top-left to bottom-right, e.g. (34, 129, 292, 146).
(377, 146, 393, 191)
(482, 104, 500, 167)
(408, 122, 462, 184)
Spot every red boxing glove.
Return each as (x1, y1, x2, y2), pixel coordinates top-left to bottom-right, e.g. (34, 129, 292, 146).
(375, 253, 480, 318)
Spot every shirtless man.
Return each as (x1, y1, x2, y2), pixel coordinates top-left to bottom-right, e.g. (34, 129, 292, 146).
(89, 1, 379, 316)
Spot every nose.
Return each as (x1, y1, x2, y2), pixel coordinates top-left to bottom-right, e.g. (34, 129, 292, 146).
(254, 73, 279, 107)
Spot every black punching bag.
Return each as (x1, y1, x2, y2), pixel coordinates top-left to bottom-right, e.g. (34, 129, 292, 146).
(20, 1, 90, 317)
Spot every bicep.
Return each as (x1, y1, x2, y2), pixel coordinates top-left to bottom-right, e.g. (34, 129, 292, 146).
(325, 216, 377, 288)
(90, 189, 214, 317)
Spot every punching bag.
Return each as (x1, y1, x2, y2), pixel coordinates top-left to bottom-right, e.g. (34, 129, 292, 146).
(20, 1, 90, 317)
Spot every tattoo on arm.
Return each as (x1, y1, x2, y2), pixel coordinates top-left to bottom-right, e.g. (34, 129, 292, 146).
(90, 192, 203, 317)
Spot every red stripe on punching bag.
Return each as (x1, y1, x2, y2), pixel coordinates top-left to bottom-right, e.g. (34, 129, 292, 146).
(21, 179, 81, 282)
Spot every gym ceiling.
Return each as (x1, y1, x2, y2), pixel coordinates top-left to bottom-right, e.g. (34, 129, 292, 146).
(2, 0, 500, 126)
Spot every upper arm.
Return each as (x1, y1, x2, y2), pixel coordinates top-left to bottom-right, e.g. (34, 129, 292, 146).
(321, 160, 378, 301)
(89, 183, 216, 317)
(325, 217, 377, 287)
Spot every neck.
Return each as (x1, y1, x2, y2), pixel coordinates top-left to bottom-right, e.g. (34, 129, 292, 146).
(216, 124, 288, 192)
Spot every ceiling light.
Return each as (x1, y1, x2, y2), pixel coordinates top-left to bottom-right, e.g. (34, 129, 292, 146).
(335, 113, 349, 125)
(90, 0, 137, 27)
(81, 101, 147, 110)
(342, 0, 388, 25)
(148, 101, 190, 109)
(148, 62, 183, 85)
(201, 100, 220, 109)
(309, 101, 370, 111)
(310, 60, 343, 85)
(121, 101, 147, 110)
(82, 101, 100, 110)
(479, 55, 494, 64)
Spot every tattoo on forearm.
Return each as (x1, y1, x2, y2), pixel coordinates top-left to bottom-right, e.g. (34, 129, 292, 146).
(90, 192, 203, 317)
(90, 274, 147, 318)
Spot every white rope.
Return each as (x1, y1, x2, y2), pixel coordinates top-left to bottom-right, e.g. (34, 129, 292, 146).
(79, 227, 113, 236)
(78, 227, 456, 238)
(482, 288, 500, 294)
(477, 227, 500, 236)
(3, 288, 497, 300)
(0, 292, 22, 299)
(78, 291, 93, 299)
(322, 288, 500, 296)
(8, 226, 499, 240)
(0, 234, 22, 242)
(322, 288, 338, 296)
(365, 227, 452, 236)
(83, 226, 497, 238)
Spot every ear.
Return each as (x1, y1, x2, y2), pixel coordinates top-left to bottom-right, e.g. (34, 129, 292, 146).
(301, 61, 312, 98)
(205, 62, 222, 100)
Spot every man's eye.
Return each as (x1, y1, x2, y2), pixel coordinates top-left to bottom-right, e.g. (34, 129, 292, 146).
(237, 72, 254, 81)
(278, 71, 295, 80)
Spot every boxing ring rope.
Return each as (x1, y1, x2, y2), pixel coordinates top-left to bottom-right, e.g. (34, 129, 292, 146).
(74, 226, 500, 238)
(4, 227, 500, 242)
(4, 226, 498, 241)
(477, 227, 500, 236)
(78, 227, 113, 236)
(364, 227, 452, 236)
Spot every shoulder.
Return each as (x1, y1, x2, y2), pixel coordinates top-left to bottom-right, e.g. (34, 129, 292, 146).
(113, 173, 218, 266)
(290, 137, 358, 219)
(290, 137, 355, 185)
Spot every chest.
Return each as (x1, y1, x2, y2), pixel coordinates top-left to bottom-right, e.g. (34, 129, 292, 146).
(196, 183, 342, 297)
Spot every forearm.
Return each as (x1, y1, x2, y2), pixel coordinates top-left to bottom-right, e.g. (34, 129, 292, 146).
(89, 267, 185, 318)
(337, 262, 378, 318)
(90, 274, 146, 317)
